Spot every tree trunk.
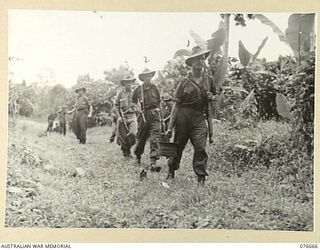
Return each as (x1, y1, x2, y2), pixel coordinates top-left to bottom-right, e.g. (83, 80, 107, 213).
(213, 14, 230, 119)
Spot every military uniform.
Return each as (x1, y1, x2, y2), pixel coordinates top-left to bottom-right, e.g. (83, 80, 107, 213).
(74, 95, 91, 144)
(58, 110, 67, 136)
(132, 83, 161, 164)
(47, 113, 55, 132)
(115, 87, 137, 158)
(168, 71, 216, 179)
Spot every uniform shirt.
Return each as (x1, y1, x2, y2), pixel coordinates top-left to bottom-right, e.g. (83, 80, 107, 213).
(75, 95, 91, 110)
(48, 113, 55, 121)
(174, 72, 216, 111)
(115, 87, 135, 113)
(132, 83, 160, 109)
(58, 111, 66, 123)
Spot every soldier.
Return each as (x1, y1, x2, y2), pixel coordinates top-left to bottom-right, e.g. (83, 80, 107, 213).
(114, 75, 137, 159)
(68, 87, 93, 144)
(47, 111, 55, 132)
(58, 106, 67, 136)
(132, 68, 161, 178)
(166, 46, 217, 187)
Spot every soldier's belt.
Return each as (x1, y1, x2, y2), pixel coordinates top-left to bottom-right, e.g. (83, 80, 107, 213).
(180, 104, 204, 111)
(122, 109, 135, 114)
(144, 107, 159, 111)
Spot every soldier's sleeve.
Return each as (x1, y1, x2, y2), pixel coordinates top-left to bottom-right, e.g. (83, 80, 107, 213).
(114, 90, 121, 108)
(209, 76, 217, 95)
(173, 79, 185, 103)
(154, 84, 161, 104)
(84, 96, 92, 106)
(131, 86, 139, 104)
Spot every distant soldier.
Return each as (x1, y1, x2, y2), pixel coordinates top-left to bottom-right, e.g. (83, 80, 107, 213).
(8, 99, 19, 118)
(47, 111, 55, 132)
(58, 107, 67, 136)
(132, 68, 161, 178)
(68, 87, 93, 144)
(166, 46, 217, 186)
(114, 75, 137, 159)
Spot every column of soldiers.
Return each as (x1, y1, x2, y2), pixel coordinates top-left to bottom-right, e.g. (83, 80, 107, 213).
(112, 46, 217, 186)
(66, 46, 217, 186)
(46, 107, 67, 135)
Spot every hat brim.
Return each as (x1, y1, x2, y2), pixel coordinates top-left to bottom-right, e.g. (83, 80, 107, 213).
(138, 71, 156, 81)
(120, 78, 136, 85)
(185, 50, 211, 66)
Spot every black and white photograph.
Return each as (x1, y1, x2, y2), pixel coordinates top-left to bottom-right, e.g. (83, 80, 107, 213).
(6, 10, 315, 231)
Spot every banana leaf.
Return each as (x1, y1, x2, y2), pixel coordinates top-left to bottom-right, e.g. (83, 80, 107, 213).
(285, 14, 315, 57)
(207, 27, 226, 56)
(276, 93, 293, 120)
(251, 37, 269, 62)
(254, 14, 289, 45)
(240, 89, 255, 112)
(238, 41, 252, 67)
(190, 30, 207, 50)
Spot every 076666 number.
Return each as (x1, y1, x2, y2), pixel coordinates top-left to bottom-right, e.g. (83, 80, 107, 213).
(300, 244, 319, 248)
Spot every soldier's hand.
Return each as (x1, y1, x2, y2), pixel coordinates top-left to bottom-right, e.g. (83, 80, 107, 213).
(165, 129, 173, 138)
(88, 113, 92, 118)
(207, 91, 213, 100)
(126, 131, 134, 137)
(209, 135, 214, 144)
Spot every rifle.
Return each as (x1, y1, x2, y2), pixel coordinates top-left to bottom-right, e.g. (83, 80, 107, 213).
(138, 84, 146, 123)
(118, 107, 129, 132)
(164, 115, 171, 123)
(203, 60, 214, 144)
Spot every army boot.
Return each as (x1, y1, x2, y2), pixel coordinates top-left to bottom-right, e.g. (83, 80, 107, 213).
(166, 168, 175, 179)
(139, 169, 147, 181)
(150, 158, 161, 172)
(135, 155, 141, 166)
(197, 175, 206, 187)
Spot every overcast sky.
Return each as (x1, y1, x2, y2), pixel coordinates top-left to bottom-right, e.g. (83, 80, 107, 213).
(9, 10, 294, 88)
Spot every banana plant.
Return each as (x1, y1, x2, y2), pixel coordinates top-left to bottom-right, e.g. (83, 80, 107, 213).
(190, 29, 208, 50)
(238, 37, 269, 67)
(211, 14, 230, 118)
(254, 14, 289, 45)
(255, 13, 315, 65)
(285, 14, 315, 65)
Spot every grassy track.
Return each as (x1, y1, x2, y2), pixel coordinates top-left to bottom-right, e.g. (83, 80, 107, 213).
(5, 118, 313, 230)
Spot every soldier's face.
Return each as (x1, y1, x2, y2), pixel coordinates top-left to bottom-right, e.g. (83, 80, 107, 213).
(192, 56, 205, 70)
(124, 83, 132, 91)
(143, 74, 152, 84)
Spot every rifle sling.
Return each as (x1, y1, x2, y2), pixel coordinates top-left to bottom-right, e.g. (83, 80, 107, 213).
(187, 77, 208, 109)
